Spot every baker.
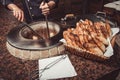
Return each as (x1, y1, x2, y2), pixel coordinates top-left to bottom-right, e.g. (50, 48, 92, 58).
(3, 0, 59, 23)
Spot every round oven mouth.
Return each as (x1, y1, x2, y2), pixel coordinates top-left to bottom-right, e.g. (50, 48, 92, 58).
(7, 21, 63, 50)
(19, 22, 60, 41)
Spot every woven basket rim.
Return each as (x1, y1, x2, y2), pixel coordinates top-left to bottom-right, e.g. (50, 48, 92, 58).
(64, 43, 109, 60)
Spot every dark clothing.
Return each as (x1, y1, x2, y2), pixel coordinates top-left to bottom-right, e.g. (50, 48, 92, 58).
(0, 0, 4, 5)
(4, 0, 59, 23)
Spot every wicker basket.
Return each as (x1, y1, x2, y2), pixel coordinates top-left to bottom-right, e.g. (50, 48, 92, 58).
(64, 36, 116, 61)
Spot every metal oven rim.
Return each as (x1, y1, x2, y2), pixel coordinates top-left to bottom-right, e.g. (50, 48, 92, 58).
(7, 21, 63, 51)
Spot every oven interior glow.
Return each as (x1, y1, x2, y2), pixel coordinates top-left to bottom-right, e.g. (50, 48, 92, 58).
(32, 36, 38, 40)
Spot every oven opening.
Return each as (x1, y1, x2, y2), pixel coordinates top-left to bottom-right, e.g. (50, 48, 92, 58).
(20, 27, 58, 40)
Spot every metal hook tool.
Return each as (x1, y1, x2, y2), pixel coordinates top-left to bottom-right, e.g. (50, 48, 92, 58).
(42, 0, 50, 39)
(22, 22, 44, 40)
(45, 15, 50, 39)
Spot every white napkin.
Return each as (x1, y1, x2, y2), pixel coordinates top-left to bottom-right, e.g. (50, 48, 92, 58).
(104, 38, 113, 57)
(104, 28, 119, 57)
(104, 1, 120, 11)
(38, 55, 77, 80)
(104, 3, 117, 9)
(111, 28, 120, 38)
(113, 1, 120, 5)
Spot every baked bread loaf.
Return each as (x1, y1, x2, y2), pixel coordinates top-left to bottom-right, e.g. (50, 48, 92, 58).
(63, 19, 112, 56)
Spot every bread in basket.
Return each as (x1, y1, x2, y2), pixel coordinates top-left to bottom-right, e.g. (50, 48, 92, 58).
(63, 19, 117, 61)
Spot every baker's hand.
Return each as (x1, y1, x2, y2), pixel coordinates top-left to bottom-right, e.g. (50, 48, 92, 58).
(7, 4, 24, 22)
(13, 7, 24, 22)
(40, 2, 50, 16)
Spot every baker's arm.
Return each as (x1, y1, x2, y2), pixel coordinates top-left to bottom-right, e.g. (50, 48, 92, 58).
(40, 0, 59, 16)
(4, 0, 24, 22)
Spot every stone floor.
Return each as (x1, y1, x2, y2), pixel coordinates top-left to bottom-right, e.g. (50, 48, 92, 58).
(0, 5, 120, 80)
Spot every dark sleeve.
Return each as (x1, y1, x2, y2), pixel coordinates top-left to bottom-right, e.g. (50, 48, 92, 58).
(2, 0, 14, 10)
(0, 0, 6, 5)
(3, 0, 14, 6)
(51, 0, 59, 4)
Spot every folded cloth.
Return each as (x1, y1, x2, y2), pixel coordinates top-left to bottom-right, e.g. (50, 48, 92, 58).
(104, 3, 117, 9)
(104, 1, 120, 11)
(38, 54, 77, 80)
(102, 28, 119, 57)
(113, 1, 120, 5)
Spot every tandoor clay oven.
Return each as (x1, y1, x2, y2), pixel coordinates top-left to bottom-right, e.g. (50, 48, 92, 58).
(6, 21, 65, 60)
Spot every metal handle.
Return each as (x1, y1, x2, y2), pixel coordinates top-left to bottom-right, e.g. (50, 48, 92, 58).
(62, 14, 76, 21)
(96, 11, 118, 27)
(96, 11, 107, 17)
(45, 15, 50, 39)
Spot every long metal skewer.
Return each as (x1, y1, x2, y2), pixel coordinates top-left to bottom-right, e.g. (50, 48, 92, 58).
(42, 0, 50, 39)
(45, 15, 50, 39)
